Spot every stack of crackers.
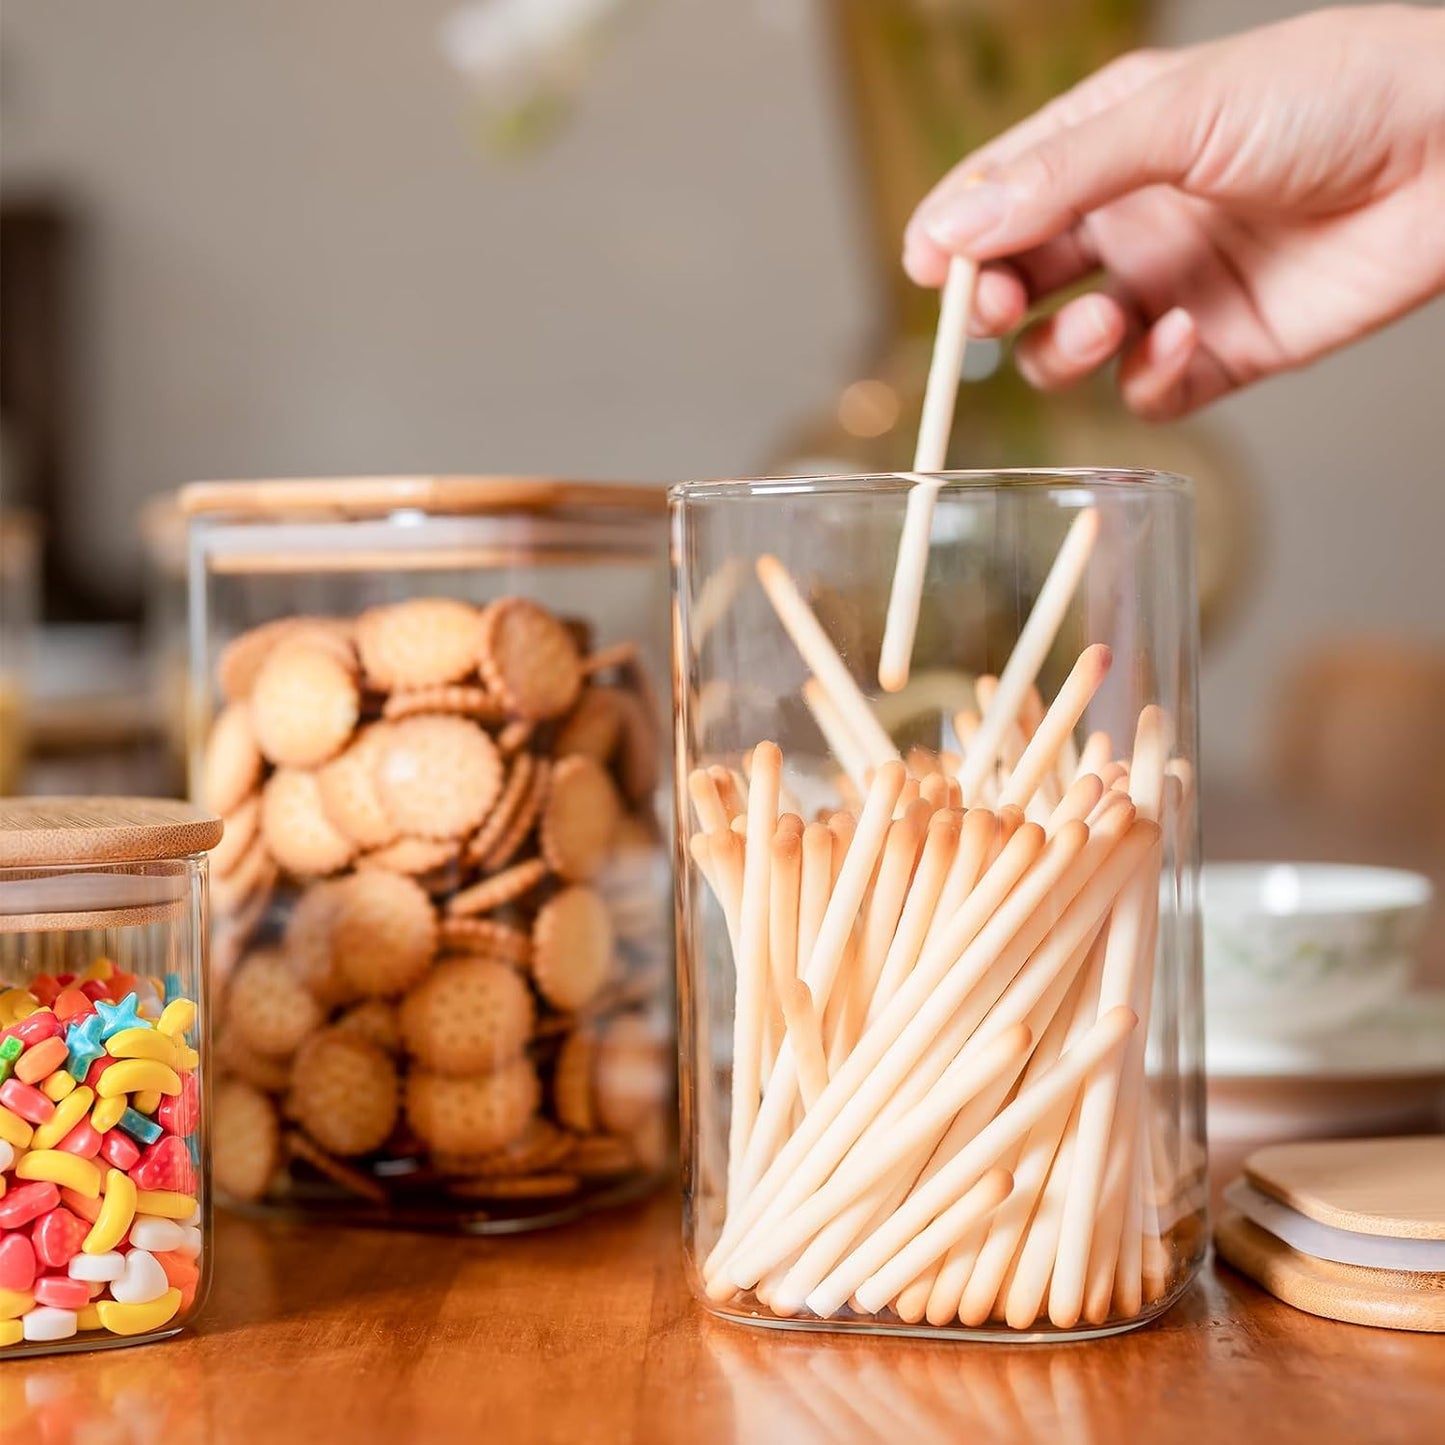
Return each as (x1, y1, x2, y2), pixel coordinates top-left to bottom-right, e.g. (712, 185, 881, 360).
(197, 595, 672, 1218)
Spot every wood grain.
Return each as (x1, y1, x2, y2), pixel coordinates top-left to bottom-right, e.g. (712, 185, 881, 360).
(0, 796, 222, 865)
(1246, 1137, 1445, 1240)
(1215, 1209, 1445, 1334)
(4, 1190, 1443, 1445)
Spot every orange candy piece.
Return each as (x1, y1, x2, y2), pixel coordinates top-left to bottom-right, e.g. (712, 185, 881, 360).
(15, 1036, 68, 1085)
(155, 1249, 200, 1311)
(53, 988, 93, 1022)
(59, 1186, 103, 1224)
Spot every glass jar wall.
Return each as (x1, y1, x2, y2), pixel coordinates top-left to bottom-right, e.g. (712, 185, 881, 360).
(1, 798, 218, 1357)
(182, 477, 674, 1230)
(672, 471, 1205, 1340)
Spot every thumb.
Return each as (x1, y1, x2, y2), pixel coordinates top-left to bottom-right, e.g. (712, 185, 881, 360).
(919, 76, 1208, 261)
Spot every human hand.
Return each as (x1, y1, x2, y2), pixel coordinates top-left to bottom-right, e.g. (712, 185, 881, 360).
(904, 5, 1445, 419)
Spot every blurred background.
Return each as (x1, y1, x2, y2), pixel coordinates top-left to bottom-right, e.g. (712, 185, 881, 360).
(1, 0, 1442, 805)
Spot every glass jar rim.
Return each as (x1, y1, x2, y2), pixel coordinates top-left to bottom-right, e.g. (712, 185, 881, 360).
(668, 467, 1193, 502)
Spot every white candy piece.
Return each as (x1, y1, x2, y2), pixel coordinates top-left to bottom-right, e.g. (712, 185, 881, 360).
(109, 1249, 169, 1306)
(69, 1250, 126, 1283)
(184, 1204, 202, 1228)
(128, 1216, 186, 1253)
(0, 1140, 14, 1173)
(23, 1307, 79, 1343)
(176, 1225, 203, 1259)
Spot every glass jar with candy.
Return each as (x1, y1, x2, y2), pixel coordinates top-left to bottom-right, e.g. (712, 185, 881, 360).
(182, 477, 674, 1230)
(1, 797, 217, 1357)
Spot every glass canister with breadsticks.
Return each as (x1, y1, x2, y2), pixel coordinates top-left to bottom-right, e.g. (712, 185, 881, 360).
(672, 470, 1206, 1339)
(181, 477, 673, 1230)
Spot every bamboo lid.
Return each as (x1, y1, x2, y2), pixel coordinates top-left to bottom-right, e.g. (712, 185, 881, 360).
(179, 476, 668, 521)
(0, 797, 223, 867)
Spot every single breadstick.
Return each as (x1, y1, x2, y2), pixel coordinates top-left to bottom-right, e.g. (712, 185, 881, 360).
(918, 772, 951, 810)
(765, 824, 804, 1083)
(878, 255, 978, 694)
(803, 677, 871, 791)
(718, 824, 1080, 1294)
(796, 823, 834, 976)
(1000, 1097, 1087, 1329)
(760, 1024, 1032, 1307)
(757, 554, 898, 766)
(808, 1007, 1137, 1319)
(999, 644, 1113, 812)
(1048, 709, 1170, 1325)
(710, 765, 746, 821)
(1046, 772, 1105, 836)
(855, 1168, 1016, 1319)
(733, 764, 907, 1198)
(702, 820, 1046, 1289)
(919, 806, 999, 954)
(1086, 786, 1133, 829)
(782, 979, 830, 1110)
(1075, 730, 1112, 782)
(707, 828, 746, 946)
(866, 809, 964, 1025)
(828, 810, 924, 1068)
(726, 742, 783, 1206)
(957, 507, 1101, 803)
(688, 768, 730, 834)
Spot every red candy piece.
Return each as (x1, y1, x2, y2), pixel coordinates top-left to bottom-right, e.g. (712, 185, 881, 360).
(132, 1136, 196, 1194)
(79, 980, 110, 1002)
(53, 988, 94, 1022)
(0, 1234, 38, 1292)
(58, 1120, 104, 1160)
(98, 1130, 140, 1170)
(0, 1077, 55, 1123)
(0, 1181, 61, 1230)
(83, 1056, 118, 1090)
(33, 1274, 91, 1310)
(32, 1206, 90, 1269)
(29, 974, 63, 1006)
(158, 1073, 199, 1137)
(107, 972, 140, 1002)
(1, 1012, 62, 1048)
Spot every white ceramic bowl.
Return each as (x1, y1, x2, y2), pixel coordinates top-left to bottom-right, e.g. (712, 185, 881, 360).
(1202, 862, 1433, 1041)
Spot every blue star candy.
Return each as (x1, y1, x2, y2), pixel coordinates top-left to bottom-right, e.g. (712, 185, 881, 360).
(93, 994, 145, 1041)
(66, 1013, 108, 1080)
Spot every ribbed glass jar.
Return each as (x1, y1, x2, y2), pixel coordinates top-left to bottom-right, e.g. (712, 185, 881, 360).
(672, 471, 1206, 1340)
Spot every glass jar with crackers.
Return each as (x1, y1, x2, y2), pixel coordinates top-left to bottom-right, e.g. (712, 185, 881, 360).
(181, 477, 673, 1230)
(673, 471, 1207, 1339)
(1, 797, 217, 1357)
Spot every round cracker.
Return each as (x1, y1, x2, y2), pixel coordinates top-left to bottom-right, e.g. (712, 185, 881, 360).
(358, 834, 463, 876)
(330, 871, 438, 999)
(477, 597, 582, 721)
(593, 1013, 669, 1136)
(214, 1079, 281, 1203)
(250, 641, 360, 769)
(399, 955, 535, 1076)
(552, 1028, 596, 1133)
(554, 686, 625, 765)
(405, 1058, 540, 1157)
(465, 752, 536, 865)
(210, 793, 261, 879)
(444, 858, 548, 918)
(431, 1119, 572, 1179)
(317, 724, 400, 849)
(374, 715, 503, 840)
(261, 767, 357, 877)
(282, 878, 354, 1006)
(480, 760, 550, 872)
(532, 886, 613, 1011)
(289, 1030, 399, 1157)
(226, 947, 325, 1058)
(357, 597, 487, 691)
(437, 917, 534, 967)
(540, 755, 621, 883)
(381, 684, 505, 723)
(200, 701, 265, 815)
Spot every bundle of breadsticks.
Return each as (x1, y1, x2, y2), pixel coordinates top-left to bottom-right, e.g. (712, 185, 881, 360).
(685, 507, 1203, 1332)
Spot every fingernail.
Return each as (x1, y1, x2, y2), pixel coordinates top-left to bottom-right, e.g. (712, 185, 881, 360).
(1059, 296, 1116, 359)
(1152, 307, 1194, 358)
(923, 182, 1013, 249)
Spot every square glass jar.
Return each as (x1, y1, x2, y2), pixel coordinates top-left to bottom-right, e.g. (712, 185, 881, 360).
(181, 477, 674, 1230)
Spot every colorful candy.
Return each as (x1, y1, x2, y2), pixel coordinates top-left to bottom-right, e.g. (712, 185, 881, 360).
(0, 970, 204, 1352)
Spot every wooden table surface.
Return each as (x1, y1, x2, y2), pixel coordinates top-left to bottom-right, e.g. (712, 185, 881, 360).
(3, 1187, 1442, 1445)
(6, 789, 1442, 1444)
